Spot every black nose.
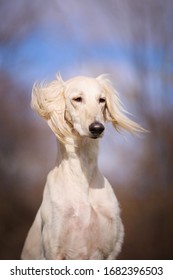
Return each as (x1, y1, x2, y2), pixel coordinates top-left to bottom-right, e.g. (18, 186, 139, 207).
(89, 121, 105, 138)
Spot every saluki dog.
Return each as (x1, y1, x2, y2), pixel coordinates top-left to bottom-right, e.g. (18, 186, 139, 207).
(21, 74, 143, 259)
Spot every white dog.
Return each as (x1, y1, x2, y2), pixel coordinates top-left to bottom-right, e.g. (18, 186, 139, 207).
(21, 74, 143, 260)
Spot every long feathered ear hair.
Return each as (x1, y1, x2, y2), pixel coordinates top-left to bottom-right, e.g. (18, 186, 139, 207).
(97, 74, 145, 134)
(31, 74, 72, 143)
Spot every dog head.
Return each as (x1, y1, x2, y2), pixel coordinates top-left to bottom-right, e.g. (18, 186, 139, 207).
(31, 74, 144, 143)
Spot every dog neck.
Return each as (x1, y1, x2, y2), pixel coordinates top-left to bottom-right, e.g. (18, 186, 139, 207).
(56, 137, 99, 184)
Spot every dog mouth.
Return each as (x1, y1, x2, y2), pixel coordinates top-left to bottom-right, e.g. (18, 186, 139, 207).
(89, 133, 104, 139)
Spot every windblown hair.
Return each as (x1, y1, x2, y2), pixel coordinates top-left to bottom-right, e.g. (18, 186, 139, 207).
(96, 75, 144, 134)
(31, 75, 72, 143)
(31, 74, 144, 144)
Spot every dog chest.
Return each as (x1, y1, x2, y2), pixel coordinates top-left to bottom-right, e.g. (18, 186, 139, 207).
(55, 201, 118, 259)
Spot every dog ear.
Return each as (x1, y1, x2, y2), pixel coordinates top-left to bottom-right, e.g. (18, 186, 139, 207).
(31, 75, 72, 142)
(97, 75, 145, 134)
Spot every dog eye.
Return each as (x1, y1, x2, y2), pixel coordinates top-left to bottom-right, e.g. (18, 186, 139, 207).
(73, 97, 82, 102)
(99, 98, 106, 103)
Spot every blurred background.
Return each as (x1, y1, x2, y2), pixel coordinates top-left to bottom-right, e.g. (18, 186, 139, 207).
(0, 0, 173, 259)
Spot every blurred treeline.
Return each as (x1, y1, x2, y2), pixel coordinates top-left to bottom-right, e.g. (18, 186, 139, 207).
(0, 0, 173, 259)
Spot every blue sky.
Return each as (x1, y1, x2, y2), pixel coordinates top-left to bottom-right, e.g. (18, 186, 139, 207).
(1, 22, 171, 120)
(0, 24, 163, 87)
(0, 28, 134, 84)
